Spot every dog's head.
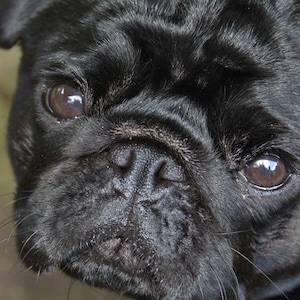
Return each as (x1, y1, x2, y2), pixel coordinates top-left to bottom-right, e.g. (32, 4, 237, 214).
(1, 0, 300, 299)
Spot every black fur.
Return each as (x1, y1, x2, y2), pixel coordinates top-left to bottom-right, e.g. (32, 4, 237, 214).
(0, 0, 300, 299)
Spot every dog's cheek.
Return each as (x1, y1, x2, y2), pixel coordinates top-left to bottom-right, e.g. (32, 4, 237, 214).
(7, 59, 36, 181)
(9, 114, 34, 178)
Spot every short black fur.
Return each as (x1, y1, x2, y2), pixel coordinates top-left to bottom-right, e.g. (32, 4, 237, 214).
(0, 0, 300, 299)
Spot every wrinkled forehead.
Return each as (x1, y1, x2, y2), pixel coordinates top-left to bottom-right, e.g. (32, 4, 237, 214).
(27, 0, 281, 107)
(26, 0, 279, 72)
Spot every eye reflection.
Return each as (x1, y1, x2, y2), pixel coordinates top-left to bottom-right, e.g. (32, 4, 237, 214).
(240, 154, 291, 190)
(42, 84, 84, 119)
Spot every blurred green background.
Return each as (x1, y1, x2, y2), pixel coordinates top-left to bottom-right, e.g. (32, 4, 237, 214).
(0, 48, 134, 300)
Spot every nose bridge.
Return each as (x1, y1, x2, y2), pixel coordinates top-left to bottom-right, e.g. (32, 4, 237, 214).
(130, 147, 156, 183)
(118, 146, 156, 199)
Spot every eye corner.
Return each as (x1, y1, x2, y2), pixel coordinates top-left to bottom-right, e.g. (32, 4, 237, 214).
(239, 153, 292, 191)
(42, 83, 86, 121)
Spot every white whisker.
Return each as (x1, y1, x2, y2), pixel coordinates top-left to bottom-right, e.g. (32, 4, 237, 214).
(214, 230, 252, 236)
(212, 269, 227, 300)
(230, 247, 289, 300)
(19, 230, 39, 257)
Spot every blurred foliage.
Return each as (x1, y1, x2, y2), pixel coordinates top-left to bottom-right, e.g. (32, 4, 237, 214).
(0, 48, 134, 300)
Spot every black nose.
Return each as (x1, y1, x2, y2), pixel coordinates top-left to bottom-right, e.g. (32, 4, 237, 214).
(108, 143, 186, 200)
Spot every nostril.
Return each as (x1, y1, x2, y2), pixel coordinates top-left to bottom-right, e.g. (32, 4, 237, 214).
(155, 159, 186, 183)
(108, 144, 186, 186)
(110, 146, 135, 170)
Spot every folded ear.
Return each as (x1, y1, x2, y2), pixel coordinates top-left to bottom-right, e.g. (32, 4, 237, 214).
(0, 0, 55, 48)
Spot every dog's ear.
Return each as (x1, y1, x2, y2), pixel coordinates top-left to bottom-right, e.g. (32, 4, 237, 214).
(0, 0, 55, 48)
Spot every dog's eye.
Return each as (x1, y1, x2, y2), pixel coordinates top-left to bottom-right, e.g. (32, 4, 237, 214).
(42, 84, 84, 119)
(240, 155, 290, 190)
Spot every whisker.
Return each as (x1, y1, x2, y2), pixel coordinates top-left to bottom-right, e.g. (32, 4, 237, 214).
(5, 212, 37, 244)
(9, 255, 35, 274)
(0, 190, 34, 205)
(199, 286, 204, 300)
(19, 231, 39, 258)
(0, 192, 16, 199)
(212, 269, 226, 300)
(60, 257, 78, 273)
(2, 189, 36, 208)
(230, 284, 239, 300)
(228, 266, 240, 299)
(36, 268, 42, 282)
(2, 195, 29, 209)
(0, 215, 15, 229)
(230, 247, 289, 300)
(17, 265, 34, 273)
(214, 229, 252, 236)
(2, 229, 18, 245)
(0, 234, 19, 244)
(18, 234, 44, 268)
(15, 212, 38, 227)
(227, 268, 240, 300)
(67, 279, 76, 300)
(0, 215, 16, 245)
(213, 241, 240, 299)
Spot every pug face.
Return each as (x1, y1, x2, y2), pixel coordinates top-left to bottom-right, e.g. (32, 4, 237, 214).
(0, 0, 300, 299)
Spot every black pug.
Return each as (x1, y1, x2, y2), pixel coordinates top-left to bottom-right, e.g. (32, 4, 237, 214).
(0, 0, 299, 299)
